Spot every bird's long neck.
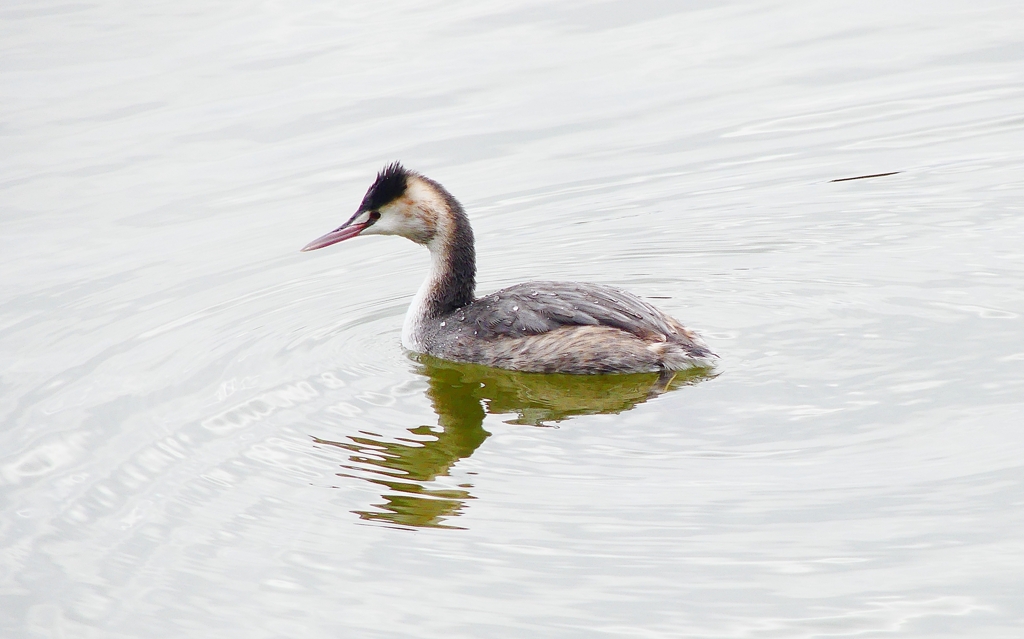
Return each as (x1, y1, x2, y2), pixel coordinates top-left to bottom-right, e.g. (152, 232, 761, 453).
(402, 185, 476, 350)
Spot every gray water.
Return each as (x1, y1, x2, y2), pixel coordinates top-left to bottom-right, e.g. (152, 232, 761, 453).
(3, 1, 1024, 636)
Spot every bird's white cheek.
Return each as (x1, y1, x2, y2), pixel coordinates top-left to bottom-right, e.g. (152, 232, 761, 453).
(363, 215, 402, 236)
(366, 212, 432, 242)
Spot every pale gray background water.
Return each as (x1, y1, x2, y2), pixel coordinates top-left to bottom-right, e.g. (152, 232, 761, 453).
(3, 0, 1024, 637)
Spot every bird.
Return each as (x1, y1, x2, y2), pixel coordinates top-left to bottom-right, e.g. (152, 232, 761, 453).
(301, 163, 716, 374)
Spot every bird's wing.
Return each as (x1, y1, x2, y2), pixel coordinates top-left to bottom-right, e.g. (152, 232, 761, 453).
(461, 281, 683, 341)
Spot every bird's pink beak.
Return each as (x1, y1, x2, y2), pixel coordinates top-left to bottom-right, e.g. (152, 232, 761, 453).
(300, 221, 369, 252)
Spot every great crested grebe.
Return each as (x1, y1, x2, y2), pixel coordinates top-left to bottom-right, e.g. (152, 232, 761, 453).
(301, 163, 716, 374)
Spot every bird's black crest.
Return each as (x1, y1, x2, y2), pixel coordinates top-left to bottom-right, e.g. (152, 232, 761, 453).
(359, 162, 410, 212)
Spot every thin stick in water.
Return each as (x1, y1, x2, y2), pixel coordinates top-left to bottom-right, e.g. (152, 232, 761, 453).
(830, 171, 901, 183)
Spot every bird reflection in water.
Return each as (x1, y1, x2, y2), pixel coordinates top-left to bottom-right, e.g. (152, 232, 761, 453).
(313, 356, 715, 529)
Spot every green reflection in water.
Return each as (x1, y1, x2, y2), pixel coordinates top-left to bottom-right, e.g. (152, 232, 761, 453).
(315, 357, 715, 529)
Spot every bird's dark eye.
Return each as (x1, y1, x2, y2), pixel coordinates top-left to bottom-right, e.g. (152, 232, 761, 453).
(368, 211, 381, 223)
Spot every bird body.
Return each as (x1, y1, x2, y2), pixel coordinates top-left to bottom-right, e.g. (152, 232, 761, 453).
(302, 163, 716, 374)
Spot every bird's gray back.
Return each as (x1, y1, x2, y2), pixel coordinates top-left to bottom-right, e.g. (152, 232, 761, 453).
(459, 281, 684, 341)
